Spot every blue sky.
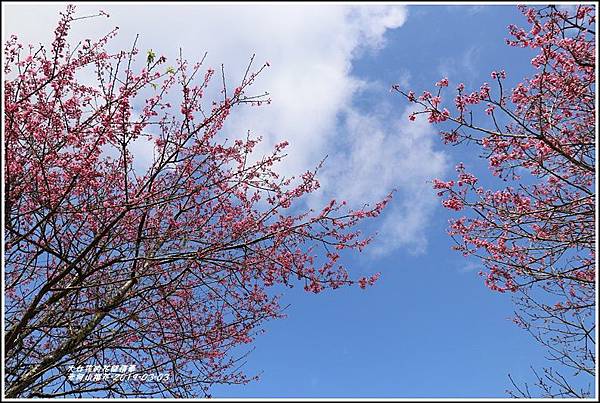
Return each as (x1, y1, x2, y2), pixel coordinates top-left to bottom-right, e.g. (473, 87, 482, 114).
(2, 2, 592, 398)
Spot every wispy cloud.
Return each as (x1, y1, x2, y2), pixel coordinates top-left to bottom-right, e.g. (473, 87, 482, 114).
(457, 260, 482, 275)
(437, 45, 481, 84)
(316, 103, 446, 255)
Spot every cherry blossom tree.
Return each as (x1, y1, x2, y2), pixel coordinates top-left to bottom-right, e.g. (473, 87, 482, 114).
(4, 6, 388, 398)
(394, 5, 595, 397)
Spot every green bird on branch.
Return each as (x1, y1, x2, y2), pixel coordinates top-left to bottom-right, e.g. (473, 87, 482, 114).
(146, 49, 156, 66)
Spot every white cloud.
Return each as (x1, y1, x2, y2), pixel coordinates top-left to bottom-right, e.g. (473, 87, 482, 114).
(437, 45, 481, 84)
(3, 3, 446, 255)
(458, 260, 482, 274)
(316, 104, 446, 255)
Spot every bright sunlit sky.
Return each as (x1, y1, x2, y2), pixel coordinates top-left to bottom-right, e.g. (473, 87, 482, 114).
(2, 2, 591, 398)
